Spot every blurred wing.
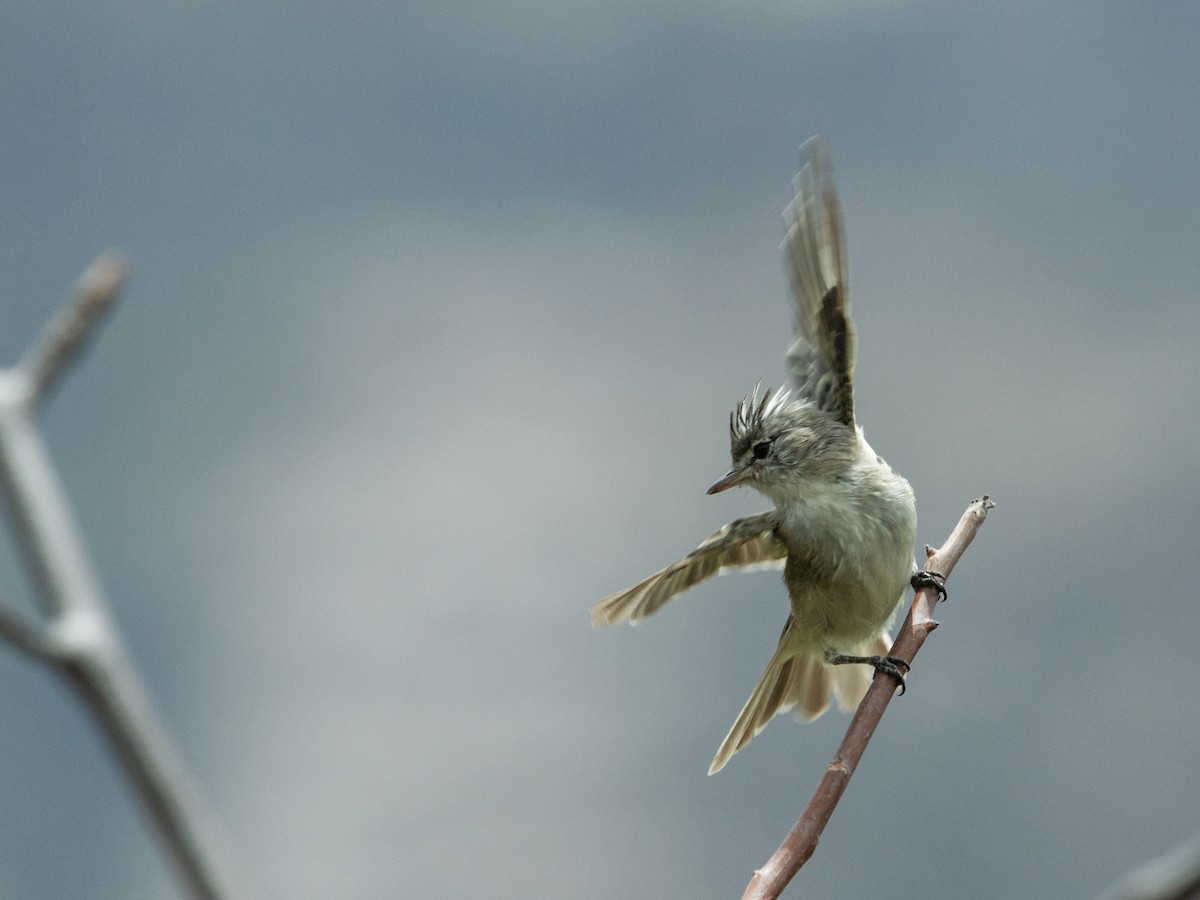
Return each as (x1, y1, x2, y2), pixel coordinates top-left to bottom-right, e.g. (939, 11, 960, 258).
(591, 512, 786, 627)
(781, 136, 856, 427)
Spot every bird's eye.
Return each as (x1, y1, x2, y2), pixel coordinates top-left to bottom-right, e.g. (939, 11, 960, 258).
(752, 440, 772, 460)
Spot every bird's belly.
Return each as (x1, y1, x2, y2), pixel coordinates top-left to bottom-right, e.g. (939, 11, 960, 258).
(779, 498, 915, 653)
(785, 569, 907, 651)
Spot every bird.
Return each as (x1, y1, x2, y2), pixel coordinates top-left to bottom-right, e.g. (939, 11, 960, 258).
(591, 137, 940, 775)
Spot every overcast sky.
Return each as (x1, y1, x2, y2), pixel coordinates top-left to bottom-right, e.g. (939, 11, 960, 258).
(1, 3, 1198, 898)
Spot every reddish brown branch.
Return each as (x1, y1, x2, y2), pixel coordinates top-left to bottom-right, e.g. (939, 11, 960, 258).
(741, 495, 994, 900)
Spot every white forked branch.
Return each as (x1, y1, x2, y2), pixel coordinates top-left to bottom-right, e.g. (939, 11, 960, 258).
(0, 255, 241, 900)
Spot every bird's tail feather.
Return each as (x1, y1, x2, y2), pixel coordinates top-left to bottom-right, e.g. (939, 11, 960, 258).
(707, 630, 891, 775)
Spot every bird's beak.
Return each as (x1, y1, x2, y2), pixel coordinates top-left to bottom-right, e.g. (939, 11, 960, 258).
(707, 468, 752, 495)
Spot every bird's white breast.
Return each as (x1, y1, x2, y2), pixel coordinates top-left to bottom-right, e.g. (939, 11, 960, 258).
(775, 461, 917, 653)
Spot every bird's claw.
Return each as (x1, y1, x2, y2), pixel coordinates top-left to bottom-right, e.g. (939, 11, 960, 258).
(828, 652, 910, 695)
(870, 655, 910, 695)
(912, 569, 947, 602)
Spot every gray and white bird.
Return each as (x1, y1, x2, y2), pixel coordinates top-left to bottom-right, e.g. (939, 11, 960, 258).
(592, 138, 936, 775)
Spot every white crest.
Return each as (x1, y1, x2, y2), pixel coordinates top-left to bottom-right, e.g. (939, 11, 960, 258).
(730, 381, 793, 442)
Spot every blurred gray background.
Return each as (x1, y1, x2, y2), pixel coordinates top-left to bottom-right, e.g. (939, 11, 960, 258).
(1, 2, 1198, 898)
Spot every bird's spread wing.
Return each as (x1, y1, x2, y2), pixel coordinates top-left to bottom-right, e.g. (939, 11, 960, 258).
(781, 136, 856, 427)
(591, 512, 786, 627)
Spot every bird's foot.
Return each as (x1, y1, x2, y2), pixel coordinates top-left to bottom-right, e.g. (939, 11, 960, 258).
(826, 653, 911, 695)
(911, 569, 947, 602)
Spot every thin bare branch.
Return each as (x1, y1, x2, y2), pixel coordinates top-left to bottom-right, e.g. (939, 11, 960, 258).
(741, 496, 994, 900)
(57, 632, 243, 900)
(21, 253, 128, 402)
(0, 263, 244, 899)
(1096, 831, 1200, 900)
(0, 602, 60, 660)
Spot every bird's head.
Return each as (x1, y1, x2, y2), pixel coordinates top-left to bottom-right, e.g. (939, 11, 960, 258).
(708, 384, 855, 503)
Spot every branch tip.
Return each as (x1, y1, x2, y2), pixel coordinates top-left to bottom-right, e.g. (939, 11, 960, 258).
(22, 252, 130, 401)
(77, 252, 129, 300)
